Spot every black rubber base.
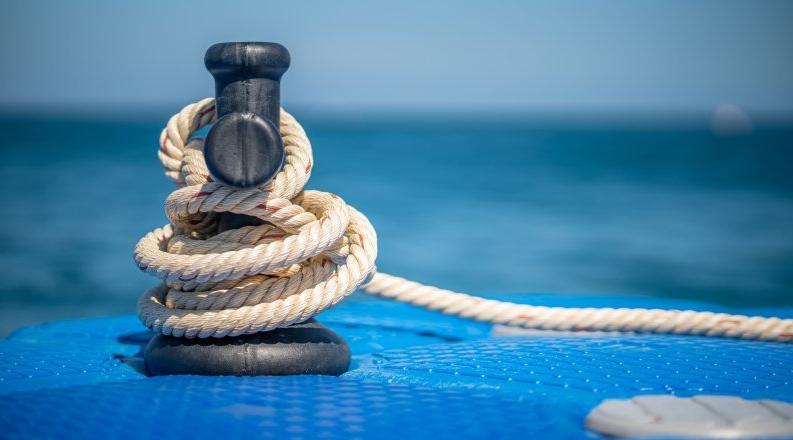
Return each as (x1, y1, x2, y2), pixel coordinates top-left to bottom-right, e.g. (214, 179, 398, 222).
(144, 319, 350, 376)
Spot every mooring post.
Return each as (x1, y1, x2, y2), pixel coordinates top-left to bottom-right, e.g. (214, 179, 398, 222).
(143, 42, 351, 377)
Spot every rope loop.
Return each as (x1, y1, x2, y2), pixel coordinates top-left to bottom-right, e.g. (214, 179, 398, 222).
(136, 101, 376, 338)
(135, 99, 793, 342)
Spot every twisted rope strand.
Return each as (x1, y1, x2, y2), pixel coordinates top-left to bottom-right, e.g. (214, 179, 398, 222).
(135, 99, 793, 343)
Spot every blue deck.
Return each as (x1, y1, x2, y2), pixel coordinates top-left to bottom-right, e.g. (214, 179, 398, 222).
(1, 293, 792, 439)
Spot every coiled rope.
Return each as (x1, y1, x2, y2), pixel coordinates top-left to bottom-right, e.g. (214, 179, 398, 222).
(135, 98, 793, 342)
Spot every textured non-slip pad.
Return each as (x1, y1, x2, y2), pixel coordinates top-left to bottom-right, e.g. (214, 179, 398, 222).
(1, 293, 791, 439)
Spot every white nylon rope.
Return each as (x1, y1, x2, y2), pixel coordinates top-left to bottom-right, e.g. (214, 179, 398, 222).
(135, 98, 793, 342)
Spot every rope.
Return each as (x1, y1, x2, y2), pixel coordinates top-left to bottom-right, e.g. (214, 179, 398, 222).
(134, 98, 793, 342)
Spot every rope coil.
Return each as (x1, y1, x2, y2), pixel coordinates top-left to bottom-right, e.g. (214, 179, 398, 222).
(135, 98, 793, 342)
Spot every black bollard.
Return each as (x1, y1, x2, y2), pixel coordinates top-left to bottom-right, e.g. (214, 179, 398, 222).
(144, 42, 351, 377)
(205, 42, 287, 231)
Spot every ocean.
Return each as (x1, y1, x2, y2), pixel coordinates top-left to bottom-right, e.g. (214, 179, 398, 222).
(1, 111, 792, 337)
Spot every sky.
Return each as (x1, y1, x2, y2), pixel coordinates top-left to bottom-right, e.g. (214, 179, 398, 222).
(1, 0, 792, 115)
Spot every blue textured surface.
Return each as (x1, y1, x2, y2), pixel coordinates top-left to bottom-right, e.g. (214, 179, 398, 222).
(1, 293, 792, 439)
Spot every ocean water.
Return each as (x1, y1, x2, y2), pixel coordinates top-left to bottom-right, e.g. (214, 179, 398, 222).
(1, 112, 792, 337)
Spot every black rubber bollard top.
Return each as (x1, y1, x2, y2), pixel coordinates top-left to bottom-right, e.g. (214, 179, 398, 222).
(203, 42, 290, 188)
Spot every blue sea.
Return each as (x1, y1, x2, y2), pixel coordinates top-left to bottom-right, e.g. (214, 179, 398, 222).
(1, 110, 792, 336)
